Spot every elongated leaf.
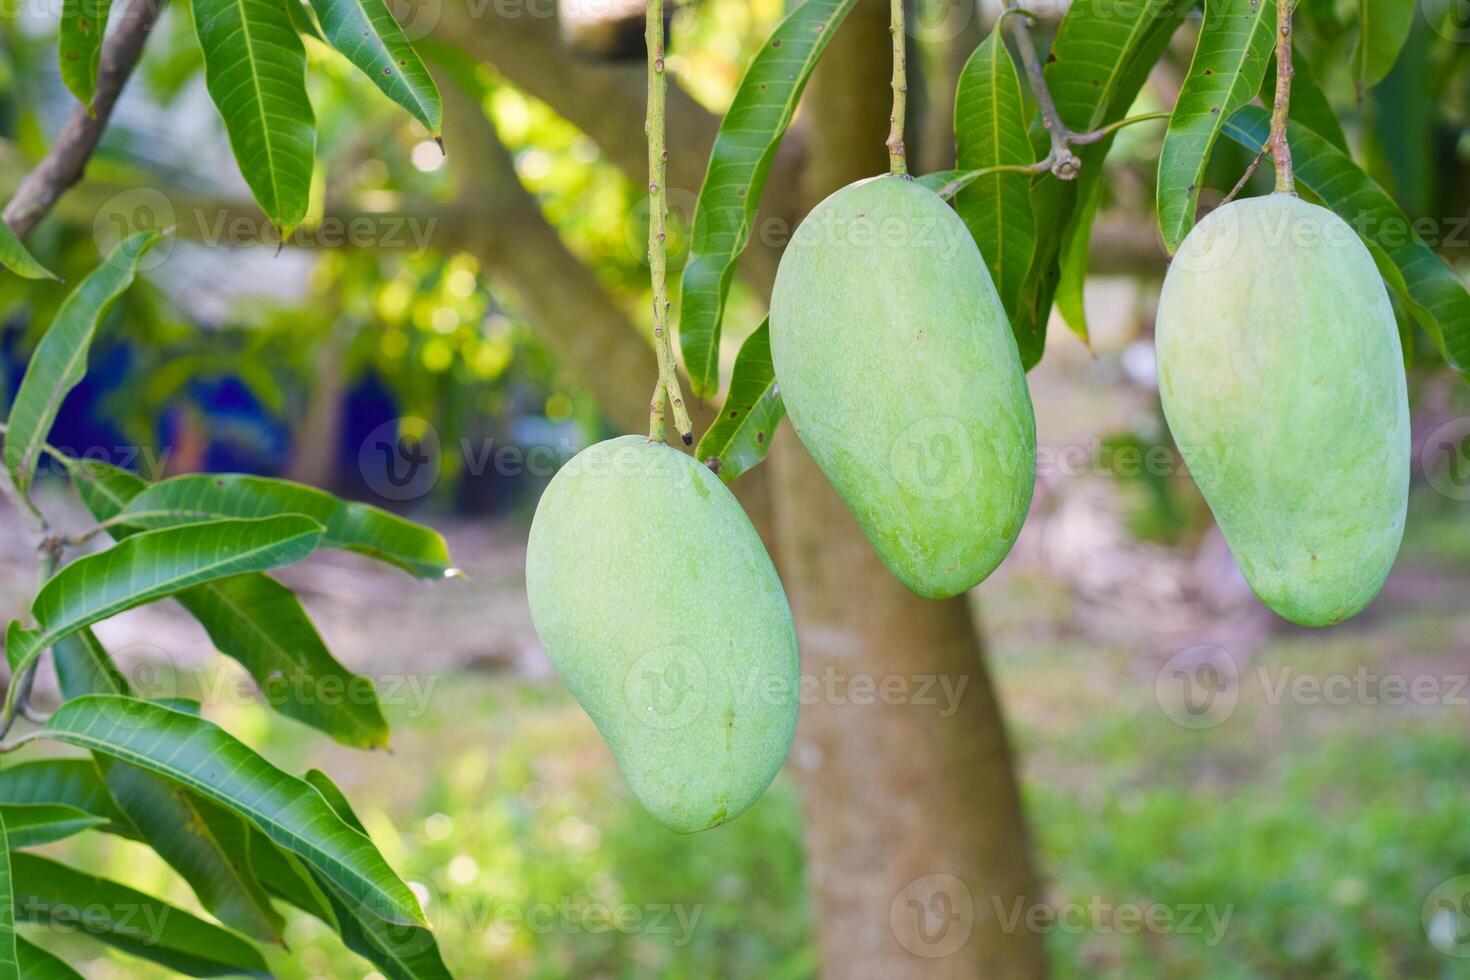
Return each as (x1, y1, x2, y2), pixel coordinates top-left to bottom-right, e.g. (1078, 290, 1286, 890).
(1157, 0, 1277, 253)
(179, 574, 390, 748)
(0, 759, 134, 836)
(11, 852, 268, 977)
(191, 0, 316, 234)
(0, 804, 105, 848)
(16, 938, 84, 980)
(3, 232, 158, 501)
(1354, 0, 1414, 91)
(696, 320, 784, 484)
(0, 811, 14, 980)
(70, 458, 148, 524)
(22, 696, 427, 927)
(1260, 45, 1347, 153)
(58, 0, 113, 108)
(678, 0, 857, 397)
(954, 27, 1036, 317)
(1054, 174, 1102, 342)
(250, 830, 340, 929)
(0, 217, 56, 281)
(5, 515, 325, 690)
(1223, 106, 1470, 375)
(118, 474, 453, 578)
(308, 0, 441, 136)
(305, 770, 452, 980)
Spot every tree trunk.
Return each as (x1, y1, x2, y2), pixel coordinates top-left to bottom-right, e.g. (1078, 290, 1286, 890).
(772, 2, 1047, 976)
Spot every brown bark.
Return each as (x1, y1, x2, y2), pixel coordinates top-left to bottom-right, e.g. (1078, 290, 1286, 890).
(775, 2, 1047, 977)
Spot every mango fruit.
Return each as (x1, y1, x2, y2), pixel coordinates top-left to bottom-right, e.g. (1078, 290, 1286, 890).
(525, 435, 799, 832)
(769, 174, 1036, 599)
(1155, 193, 1409, 626)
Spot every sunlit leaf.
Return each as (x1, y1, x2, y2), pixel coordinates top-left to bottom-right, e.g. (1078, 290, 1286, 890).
(191, 0, 316, 234)
(0, 759, 134, 836)
(3, 232, 158, 501)
(0, 216, 56, 281)
(695, 319, 784, 484)
(16, 938, 83, 980)
(58, 0, 113, 108)
(11, 852, 269, 977)
(1158, 0, 1277, 253)
(117, 473, 453, 578)
(1354, 0, 1414, 91)
(20, 696, 428, 927)
(678, 0, 857, 397)
(0, 804, 106, 848)
(954, 26, 1036, 318)
(1223, 106, 1470, 375)
(308, 0, 442, 136)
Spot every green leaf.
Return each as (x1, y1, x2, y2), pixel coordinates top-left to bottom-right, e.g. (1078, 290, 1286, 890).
(1054, 173, 1102, 343)
(3, 232, 158, 501)
(0, 759, 134, 836)
(0, 804, 106, 848)
(284, 0, 325, 40)
(1157, 0, 1277, 253)
(117, 474, 454, 578)
(21, 695, 428, 927)
(0, 217, 57, 281)
(307, 0, 442, 136)
(250, 829, 341, 929)
(58, 0, 113, 108)
(678, 0, 857, 397)
(1354, 0, 1414, 91)
(1222, 106, 1470, 375)
(0, 811, 15, 980)
(1260, 45, 1347, 153)
(69, 458, 148, 525)
(5, 515, 325, 692)
(191, 0, 316, 234)
(16, 938, 84, 980)
(178, 574, 390, 748)
(11, 852, 269, 977)
(304, 769, 452, 980)
(695, 319, 785, 484)
(954, 26, 1036, 318)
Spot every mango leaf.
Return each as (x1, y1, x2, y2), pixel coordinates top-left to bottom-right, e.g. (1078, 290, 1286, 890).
(58, 0, 112, 108)
(16, 938, 83, 980)
(285, 0, 325, 40)
(179, 574, 390, 748)
(0, 804, 105, 848)
(250, 829, 340, 929)
(0, 759, 134, 836)
(3, 232, 159, 501)
(11, 852, 269, 977)
(308, 0, 442, 137)
(0, 811, 14, 980)
(117, 474, 454, 578)
(69, 457, 148, 523)
(0, 217, 56, 280)
(1157, 0, 1277, 253)
(696, 319, 784, 484)
(678, 0, 857, 397)
(4, 515, 325, 693)
(1354, 0, 1414, 92)
(191, 0, 316, 235)
(304, 769, 452, 980)
(954, 26, 1036, 317)
(1223, 106, 1470, 375)
(1054, 175, 1102, 343)
(1261, 45, 1347, 153)
(19, 695, 428, 927)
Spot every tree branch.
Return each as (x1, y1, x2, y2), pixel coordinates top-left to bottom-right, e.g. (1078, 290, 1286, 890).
(2, 0, 167, 238)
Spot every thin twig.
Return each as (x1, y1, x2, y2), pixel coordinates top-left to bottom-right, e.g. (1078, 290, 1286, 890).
(1267, 0, 1296, 194)
(645, 0, 692, 445)
(887, 0, 909, 175)
(999, 3, 1081, 179)
(1221, 145, 1268, 204)
(2, 0, 167, 238)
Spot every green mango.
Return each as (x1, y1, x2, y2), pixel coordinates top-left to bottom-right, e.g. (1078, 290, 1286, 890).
(525, 435, 798, 833)
(1156, 193, 1409, 626)
(769, 174, 1036, 599)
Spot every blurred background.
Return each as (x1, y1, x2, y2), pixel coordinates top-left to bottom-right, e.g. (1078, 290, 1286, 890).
(3, 0, 1470, 976)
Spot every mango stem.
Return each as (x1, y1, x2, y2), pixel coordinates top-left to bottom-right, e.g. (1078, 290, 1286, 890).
(1267, 0, 1297, 195)
(646, 0, 692, 445)
(887, 0, 909, 175)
